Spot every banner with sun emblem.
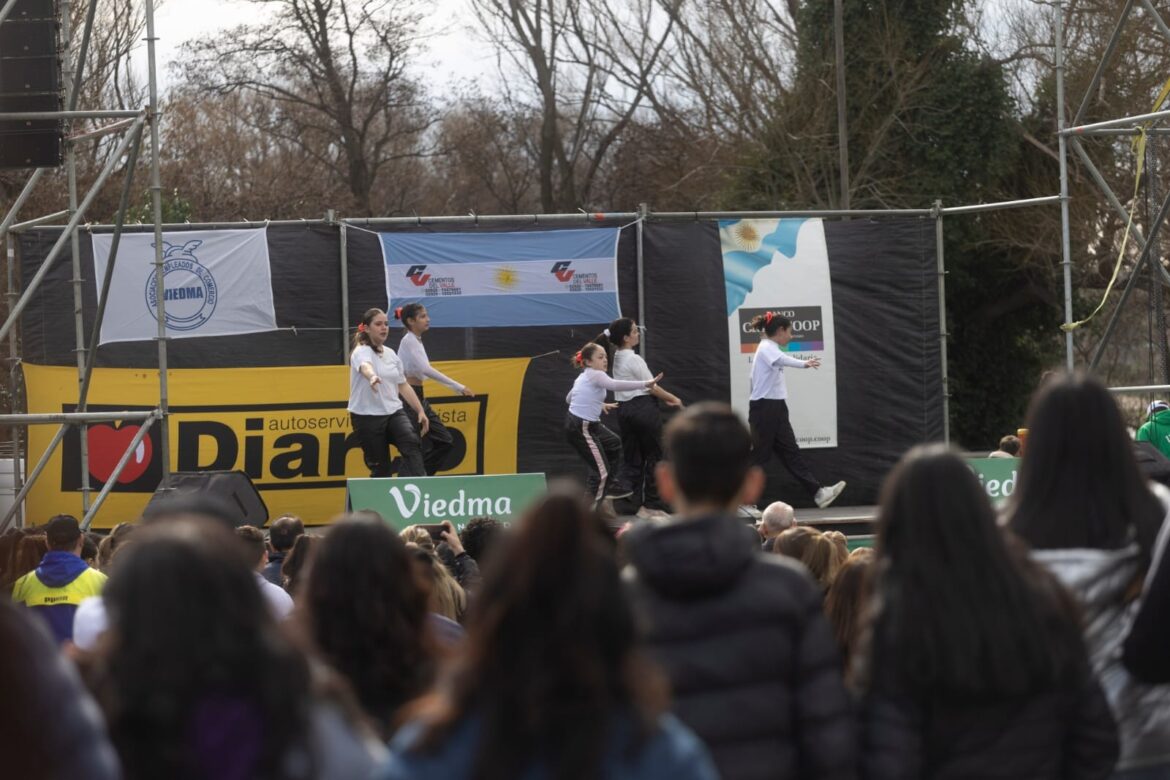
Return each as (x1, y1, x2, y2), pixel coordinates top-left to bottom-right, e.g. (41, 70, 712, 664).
(721, 218, 838, 448)
(379, 228, 621, 327)
(91, 228, 276, 345)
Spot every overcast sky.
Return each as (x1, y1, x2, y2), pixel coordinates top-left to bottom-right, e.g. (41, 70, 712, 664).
(144, 0, 493, 90)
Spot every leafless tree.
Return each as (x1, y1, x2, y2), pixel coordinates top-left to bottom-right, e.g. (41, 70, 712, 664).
(179, 0, 436, 215)
(467, 0, 679, 211)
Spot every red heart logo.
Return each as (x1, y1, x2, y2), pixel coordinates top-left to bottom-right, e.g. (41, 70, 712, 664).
(87, 424, 154, 484)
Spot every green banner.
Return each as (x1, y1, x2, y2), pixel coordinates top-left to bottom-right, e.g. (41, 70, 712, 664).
(967, 457, 1020, 504)
(345, 473, 548, 531)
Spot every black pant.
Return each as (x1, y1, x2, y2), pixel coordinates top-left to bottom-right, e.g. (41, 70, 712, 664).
(350, 409, 425, 478)
(409, 384, 455, 475)
(565, 413, 623, 503)
(748, 398, 820, 498)
(617, 395, 667, 510)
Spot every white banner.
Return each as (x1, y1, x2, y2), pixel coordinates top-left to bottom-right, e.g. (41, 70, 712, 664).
(721, 218, 838, 448)
(92, 229, 276, 345)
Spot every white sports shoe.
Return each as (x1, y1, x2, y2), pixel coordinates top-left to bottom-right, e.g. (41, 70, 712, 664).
(814, 481, 846, 509)
(636, 506, 671, 520)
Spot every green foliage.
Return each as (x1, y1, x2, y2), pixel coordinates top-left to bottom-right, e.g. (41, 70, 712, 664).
(727, 0, 1064, 447)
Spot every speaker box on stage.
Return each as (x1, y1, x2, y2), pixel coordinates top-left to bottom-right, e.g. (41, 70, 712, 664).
(145, 470, 270, 528)
(0, 0, 63, 169)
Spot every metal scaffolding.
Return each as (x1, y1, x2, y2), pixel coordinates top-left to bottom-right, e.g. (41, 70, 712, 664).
(1, 0, 1101, 529)
(1055, 0, 1170, 374)
(0, 0, 167, 530)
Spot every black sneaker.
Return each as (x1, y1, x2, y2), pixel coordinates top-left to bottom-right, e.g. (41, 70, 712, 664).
(604, 485, 634, 500)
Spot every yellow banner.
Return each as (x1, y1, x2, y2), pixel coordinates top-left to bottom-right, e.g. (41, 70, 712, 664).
(24, 359, 530, 529)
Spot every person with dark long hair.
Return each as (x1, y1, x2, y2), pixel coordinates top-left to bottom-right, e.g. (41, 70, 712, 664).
(300, 515, 435, 739)
(349, 307, 429, 478)
(0, 596, 120, 780)
(748, 311, 845, 508)
(87, 519, 387, 779)
(395, 303, 474, 475)
(858, 444, 1119, 779)
(382, 493, 717, 780)
(594, 317, 682, 519)
(1007, 372, 1170, 778)
(565, 342, 662, 506)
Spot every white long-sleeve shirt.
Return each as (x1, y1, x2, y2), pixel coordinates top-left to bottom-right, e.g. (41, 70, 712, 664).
(612, 349, 653, 402)
(398, 331, 465, 392)
(567, 368, 650, 421)
(749, 339, 809, 401)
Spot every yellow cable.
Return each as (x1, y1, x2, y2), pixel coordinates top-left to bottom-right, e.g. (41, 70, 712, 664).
(1061, 75, 1170, 332)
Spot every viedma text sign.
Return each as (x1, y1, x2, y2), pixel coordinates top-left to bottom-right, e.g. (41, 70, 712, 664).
(346, 473, 548, 531)
(967, 457, 1019, 504)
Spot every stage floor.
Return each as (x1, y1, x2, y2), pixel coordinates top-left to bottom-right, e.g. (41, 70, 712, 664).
(613, 503, 878, 538)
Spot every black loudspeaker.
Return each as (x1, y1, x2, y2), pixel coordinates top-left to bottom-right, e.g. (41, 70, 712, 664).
(0, 0, 63, 169)
(145, 470, 270, 528)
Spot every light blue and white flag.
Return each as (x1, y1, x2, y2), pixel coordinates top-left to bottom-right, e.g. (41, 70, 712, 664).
(380, 229, 621, 327)
(92, 228, 276, 345)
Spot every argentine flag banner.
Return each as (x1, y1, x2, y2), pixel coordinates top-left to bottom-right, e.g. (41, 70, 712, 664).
(92, 228, 276, 345)
(380, 228, 622, 327)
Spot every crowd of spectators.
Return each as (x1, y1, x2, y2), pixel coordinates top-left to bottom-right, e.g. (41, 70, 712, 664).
(4, 371, 1170, 779)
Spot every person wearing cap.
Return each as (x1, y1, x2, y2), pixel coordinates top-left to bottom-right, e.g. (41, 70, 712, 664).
(1137, 400, 1170, 460)
(11, 514, 108, 644)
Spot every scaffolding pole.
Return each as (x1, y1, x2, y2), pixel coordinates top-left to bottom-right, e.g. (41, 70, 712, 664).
(934, 202, 950, 444)
(636, 202, 648, 359)
(145, 0, 171, 485)
(340, 221, 350, 360)
(5, 231, 20, 527)
(1057, 0, 1075, 368)
(1072, 0, 1134, 127)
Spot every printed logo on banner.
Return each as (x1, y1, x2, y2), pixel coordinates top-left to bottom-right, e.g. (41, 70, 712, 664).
(738, 306, 825, 354)
(144, 240, 219, 331)
(404, 264, 461, 296)
(406, 265, 431, 286)
(60, 398, 484, 493)
(61, 405, 162, 492)
(551, 261, 575, 283)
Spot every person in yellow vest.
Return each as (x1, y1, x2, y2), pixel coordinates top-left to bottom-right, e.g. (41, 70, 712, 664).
(12, 514, 106, 644)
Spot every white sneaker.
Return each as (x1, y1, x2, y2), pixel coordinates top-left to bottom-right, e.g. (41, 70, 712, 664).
(636, 506, 671, 520)
(814, 481, 846, 509)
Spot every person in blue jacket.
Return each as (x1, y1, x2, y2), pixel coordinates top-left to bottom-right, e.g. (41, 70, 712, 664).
(11, 514, 106, 644)
(381, 493, 717, 780)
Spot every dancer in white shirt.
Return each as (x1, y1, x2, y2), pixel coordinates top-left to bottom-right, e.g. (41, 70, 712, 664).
(595, 317, 682, 519)
(749, 312, 845, 509)
(348, 308, 429, 477)
(565, 342, 661, 506)
(395, 303, 474, 475)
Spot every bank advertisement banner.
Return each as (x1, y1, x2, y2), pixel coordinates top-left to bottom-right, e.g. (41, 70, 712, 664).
(346, 473, 547, 531)
(721, 218, 838, 448)
(24, 359, 530, 528)
(380, 228, 621, 327)
(91, 228, 276, 345)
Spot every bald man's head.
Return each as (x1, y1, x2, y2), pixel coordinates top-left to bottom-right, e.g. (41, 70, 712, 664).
(760, 501, 795, 538)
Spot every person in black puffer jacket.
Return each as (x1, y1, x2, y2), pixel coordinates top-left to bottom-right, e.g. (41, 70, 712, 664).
(623, 402, 855, 780)
(857, 444, 1119, 780)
